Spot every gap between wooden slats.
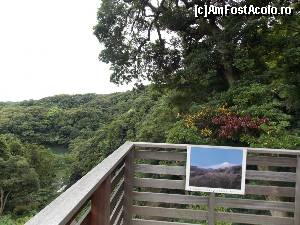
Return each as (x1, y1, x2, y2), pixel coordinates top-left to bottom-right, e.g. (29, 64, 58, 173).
(112, 207, 123, 225)
(111, 166, 124, 191)
(110, 195, 123, 225)
(111, 182, 124, 210)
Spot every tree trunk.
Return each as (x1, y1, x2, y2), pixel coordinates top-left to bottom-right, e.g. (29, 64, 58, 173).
(220, 53, 234, 88)
(224, 63, 234, 87)
(0, 188, 10, 216)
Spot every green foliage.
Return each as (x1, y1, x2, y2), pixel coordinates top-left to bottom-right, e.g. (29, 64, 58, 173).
(0, 83, 299, 222)
(0, 135, 60, 217)
(166, 121, 205, 144)
(0, 215, 31, 225)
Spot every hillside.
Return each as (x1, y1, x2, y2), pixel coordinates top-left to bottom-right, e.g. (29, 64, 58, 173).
(190, 165, 242, 189)
(1, 81, 299, 223)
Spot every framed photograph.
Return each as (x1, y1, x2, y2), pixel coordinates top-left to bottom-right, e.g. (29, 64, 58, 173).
(185, 145, 247, 195)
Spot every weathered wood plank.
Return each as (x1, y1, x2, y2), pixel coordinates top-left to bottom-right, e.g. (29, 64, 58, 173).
(133, 142, 187, 150)
(132, 191, 294, 212)
(124, 150, 134, 225)
(132, 219, 196, 225)
(135, 164, 296, 182)
(90, 175, 111, 225)
(133, 178, 295, 197)
(133, 178, 185, 190)
(132, 206, 208, 220)
(135, 150, 297, 168)
(294, 156, 300, 225)
(246, 170, 296, 182)
(133, 192, 208, 205)
(133, 142, 300, 155)
(134, 164, 185, 176)
(25, 142, 134, 225)
(247, 156, 297, 167)
(247, 148, 300, 155)
(208, 193, 215, 225)
(216, 198, 295, 212)
(216, 212, 294, 225)
(245, 185, 295, 197)
(134, 150, 186, 161)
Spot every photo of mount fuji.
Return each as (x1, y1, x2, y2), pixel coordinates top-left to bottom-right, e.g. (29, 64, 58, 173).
(186, 146, 246, 193)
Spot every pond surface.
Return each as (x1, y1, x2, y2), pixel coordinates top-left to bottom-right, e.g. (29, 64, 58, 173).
(48, 145, 69, 155)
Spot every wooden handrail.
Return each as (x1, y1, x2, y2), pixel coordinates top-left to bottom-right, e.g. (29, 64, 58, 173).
(25, 141, 134, 225)
(133, 142, 300, 155)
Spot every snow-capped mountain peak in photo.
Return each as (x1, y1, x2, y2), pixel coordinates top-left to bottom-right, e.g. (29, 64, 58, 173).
(205, 162, 237, 169)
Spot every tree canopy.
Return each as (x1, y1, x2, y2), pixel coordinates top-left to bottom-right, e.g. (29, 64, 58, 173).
(94, 1, 299, 96)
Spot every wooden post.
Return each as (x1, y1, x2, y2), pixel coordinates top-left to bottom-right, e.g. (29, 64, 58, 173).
(90, 175, 111, 225)
(124, 150, 134, 225)
(295, 156, 300, 225)
(208, 193, 216, 225)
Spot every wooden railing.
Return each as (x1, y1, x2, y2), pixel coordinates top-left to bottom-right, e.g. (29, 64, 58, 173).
(25, 142, 300, 225)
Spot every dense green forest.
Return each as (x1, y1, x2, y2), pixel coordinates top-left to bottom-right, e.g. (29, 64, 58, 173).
(1, 0, 300, 224)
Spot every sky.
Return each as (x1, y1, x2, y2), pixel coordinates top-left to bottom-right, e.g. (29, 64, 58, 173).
(0, 0, 133, 102)
(190, 147, 244, 168)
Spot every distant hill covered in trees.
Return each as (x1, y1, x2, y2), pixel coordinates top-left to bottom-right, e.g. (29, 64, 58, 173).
(190, 165, 242, 189)
(0, 82, 299, 223)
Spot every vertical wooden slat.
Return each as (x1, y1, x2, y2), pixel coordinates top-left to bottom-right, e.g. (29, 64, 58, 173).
(90, 175, 111, 225)
(295, 156, 300, 225)
(124, 150, 134, 225)
(208, 193, 216, 225)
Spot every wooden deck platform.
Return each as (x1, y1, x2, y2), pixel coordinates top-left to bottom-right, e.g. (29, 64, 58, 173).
(25, 142, 300, 225)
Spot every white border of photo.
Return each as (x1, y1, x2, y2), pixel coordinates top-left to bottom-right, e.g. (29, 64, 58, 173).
(185, 145, 247, 195)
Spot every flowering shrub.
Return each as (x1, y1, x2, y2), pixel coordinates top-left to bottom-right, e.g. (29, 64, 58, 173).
(183, 105, 269, 142)
(212, 113, 269, 139)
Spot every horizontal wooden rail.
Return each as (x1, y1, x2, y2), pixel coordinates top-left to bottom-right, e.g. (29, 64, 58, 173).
(25, 142, 134, 225)
(133, 191, 295, 212)
(216, 212, 294, 225)
(135, 150, 298, 167)
(132, 205, 208, 220)
(133, 192, 208, 205)
(134, 164, 297, 182)
(134, 142, 300, 155)
(132, 219, 193, 225)
(133, 177, 296, 197)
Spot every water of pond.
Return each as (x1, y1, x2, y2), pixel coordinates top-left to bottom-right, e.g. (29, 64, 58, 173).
(48, 145, 69, 155)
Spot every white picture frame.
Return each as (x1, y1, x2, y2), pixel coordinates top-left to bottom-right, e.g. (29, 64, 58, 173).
(185, 145, 247, 195)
